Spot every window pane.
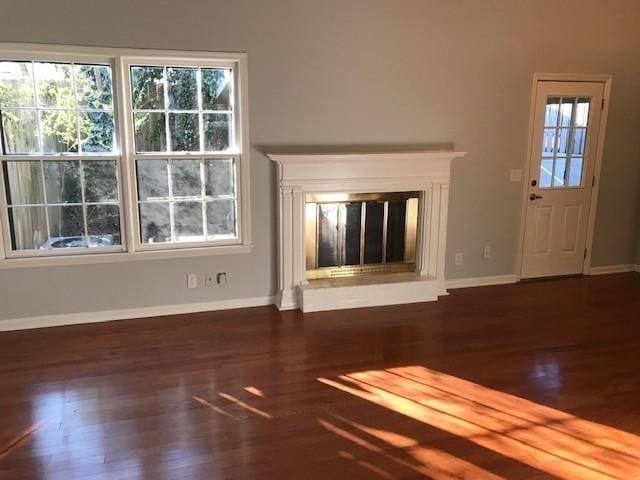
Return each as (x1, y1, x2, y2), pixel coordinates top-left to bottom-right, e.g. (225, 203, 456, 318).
(560, 98, 574, 127)
(47, 205, 84, 247)
(74, 64, 113, 109)
(1, 109, 39, 153)
(174, 201, 204, 241)
(137, 159, 169, 199)
(8, 206, 47, 250)
(140, 202, 171, 243)
(539, 158, 553, 188)
(83, 160, 118, 202)
(79, 111, 114, 152)
(207, 199, 236, 238)
(544, 97, 560, 127)
(169, 113, 199, 151)
(202, 69, 231, 110)
(553, 157, 566, 186)
(44, 161, 81, 204)
(556, 128, 571, 156)
(4, 161, 44, 205)
(0, 61, 35, 107)
(134, 112, 166, 152)
(572, 128, 586, 156)
(203, 113, 230, 151)
(40, 110, 79, 153)
(542, 128, 556, 155)
(575, 98, 590, 127)
(167, 67, 197, 110)
(171, 160, 201, 197)
(131, 66, 165, 109)
(35, 63, 74, 108)
(205, 159, 234, 197)
(568, 157, 584, 187)
(86, 204, 120, 246)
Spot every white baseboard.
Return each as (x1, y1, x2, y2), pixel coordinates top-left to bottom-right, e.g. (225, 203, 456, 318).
(0, 296, 275, 332)
(445, 274, 518, 290)
(588, 264, 636, 275)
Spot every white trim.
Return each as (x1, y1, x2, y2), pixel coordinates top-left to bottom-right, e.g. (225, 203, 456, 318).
(516, 73, 612, 280)
(268, 150, 466, 311)
(0, 243, 253, 269)
(588, 264, 636, 275)
(0, 295, 274, 332)
(446, 274, 518, 290)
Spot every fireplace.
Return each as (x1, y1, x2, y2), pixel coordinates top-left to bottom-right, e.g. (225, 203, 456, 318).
(267, 149, 466, 312)
(305, 192, 418, 279)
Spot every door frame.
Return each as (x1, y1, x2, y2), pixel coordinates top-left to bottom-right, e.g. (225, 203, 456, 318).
(516, 73, 612, 280)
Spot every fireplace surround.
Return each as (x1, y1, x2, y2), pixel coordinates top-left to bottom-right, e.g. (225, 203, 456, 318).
(267, 149, 466, 312)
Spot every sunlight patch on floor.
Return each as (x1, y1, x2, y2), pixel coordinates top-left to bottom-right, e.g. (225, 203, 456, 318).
(318, 366, 640, 479)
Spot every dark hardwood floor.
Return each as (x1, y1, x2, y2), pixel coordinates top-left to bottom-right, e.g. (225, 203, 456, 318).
(1, 273, 639, 479)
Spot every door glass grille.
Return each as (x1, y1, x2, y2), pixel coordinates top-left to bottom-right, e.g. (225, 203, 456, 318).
(539, 97, 590, 188)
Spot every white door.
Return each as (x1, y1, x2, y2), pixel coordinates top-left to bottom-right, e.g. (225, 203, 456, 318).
(521, 81, 605, 279)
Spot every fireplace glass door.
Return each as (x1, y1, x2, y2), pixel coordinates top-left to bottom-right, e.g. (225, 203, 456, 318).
(305, 192, 418, 279)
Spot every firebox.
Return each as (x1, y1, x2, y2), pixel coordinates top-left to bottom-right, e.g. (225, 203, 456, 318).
(305, 192, 419, 280)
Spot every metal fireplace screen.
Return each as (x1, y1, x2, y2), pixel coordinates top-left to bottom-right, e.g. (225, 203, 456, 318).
(305, 192, 418, 280)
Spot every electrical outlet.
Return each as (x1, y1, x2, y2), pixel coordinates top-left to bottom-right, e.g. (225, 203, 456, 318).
(187, 273, 197, 289)
(455, 253, 464, 266)
(483, 246, 491, 260)
(217, 272, 227, 285)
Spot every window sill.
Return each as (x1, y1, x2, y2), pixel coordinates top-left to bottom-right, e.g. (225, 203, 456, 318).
(0, 244, 253, 269)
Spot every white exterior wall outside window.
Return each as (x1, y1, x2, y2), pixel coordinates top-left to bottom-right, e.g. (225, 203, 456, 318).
(0, 44, 251, 267)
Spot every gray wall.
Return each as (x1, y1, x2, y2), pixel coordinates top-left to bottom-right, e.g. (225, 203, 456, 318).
(1, 0, 640, 320)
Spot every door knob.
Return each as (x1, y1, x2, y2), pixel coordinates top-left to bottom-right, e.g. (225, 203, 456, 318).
(530, 193, 543, 201)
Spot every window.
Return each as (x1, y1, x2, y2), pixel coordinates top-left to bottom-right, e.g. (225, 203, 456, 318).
(0, 45, 249, 262)
(126, 63, 238, 247)
(0, 60, 122, 254)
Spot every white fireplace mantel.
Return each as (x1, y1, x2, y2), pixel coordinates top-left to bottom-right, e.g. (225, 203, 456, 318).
(267, 149, 467, 312)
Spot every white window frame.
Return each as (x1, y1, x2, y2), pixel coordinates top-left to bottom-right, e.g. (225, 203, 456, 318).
(0, 43, 252, 268)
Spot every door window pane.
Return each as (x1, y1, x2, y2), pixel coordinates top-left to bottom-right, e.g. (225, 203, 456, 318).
(539, 158, 553, 188)
(544, 97, 560, 127)
(553, 157, 566, 187)
(568, 157, 584, 187)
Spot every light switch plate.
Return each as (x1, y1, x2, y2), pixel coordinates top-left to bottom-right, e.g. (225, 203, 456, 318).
(510, 169, 522, 182)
